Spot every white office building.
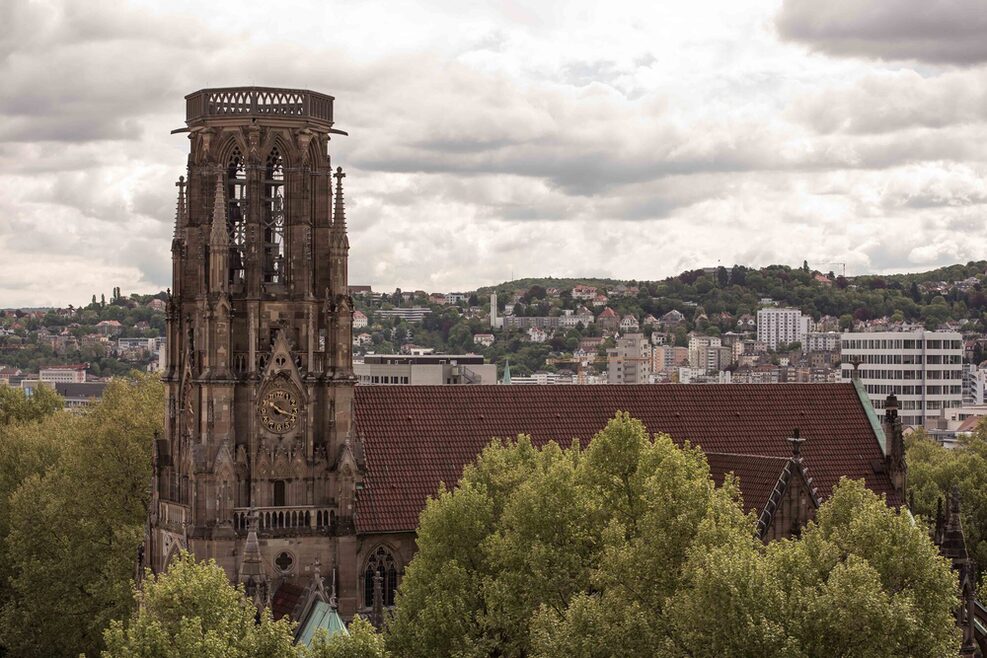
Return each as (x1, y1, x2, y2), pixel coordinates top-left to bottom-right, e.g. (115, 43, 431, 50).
(355, 354, 496, 385)
(840, 330, 963, 428)
(757, 307, 810, 350)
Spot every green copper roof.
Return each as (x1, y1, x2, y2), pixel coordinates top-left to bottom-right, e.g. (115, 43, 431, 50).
(502, 359, 511, 385)
(296, 601, 348, 646)
(853, 377, 887, 455)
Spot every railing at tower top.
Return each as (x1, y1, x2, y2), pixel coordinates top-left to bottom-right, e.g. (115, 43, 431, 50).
(185, 87, 334, 126)
(233, 506, 334, 535)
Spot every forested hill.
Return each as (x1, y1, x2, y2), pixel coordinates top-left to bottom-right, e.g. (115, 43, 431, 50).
(479, 261, 987, 329)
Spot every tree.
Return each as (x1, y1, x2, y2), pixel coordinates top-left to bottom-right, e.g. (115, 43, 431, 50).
(102, 551, 297, 658)
(716, 266, 729, 287)
(0, 385, 65, 629)
(659, 479, 958, 658)
(387, 414, 961, 658)
(0, 383, 62, 426)
(907, 425, 987, 578)
(0, 374, 164, 657)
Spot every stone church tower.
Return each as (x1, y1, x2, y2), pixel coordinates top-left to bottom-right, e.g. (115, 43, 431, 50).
(148, 87, 364, 614)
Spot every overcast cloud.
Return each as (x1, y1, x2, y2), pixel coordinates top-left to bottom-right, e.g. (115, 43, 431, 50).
(1, 0, 986, 306)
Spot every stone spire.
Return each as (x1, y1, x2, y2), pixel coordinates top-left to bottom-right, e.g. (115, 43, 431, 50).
(332, 167, 346, 229)
(173, 176, 187, 242)
(882, 393, 907, 501)
(238, 508, 270, 612)
(209, 174, 228, 249)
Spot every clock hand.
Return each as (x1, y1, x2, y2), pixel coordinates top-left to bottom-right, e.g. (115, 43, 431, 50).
(271, 401, 294, 417)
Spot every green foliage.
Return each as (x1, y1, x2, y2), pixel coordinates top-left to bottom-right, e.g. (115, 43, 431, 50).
(102, 551, 297, 658)
(664, 479, 958, 657)
(387, 415, 961, 658)
(0, 384, 62, 427)
(907, 424, 987, 577)
(0, 385, 65, 629)
(0, 373, 164, 657)
(303, 616, 389, 658)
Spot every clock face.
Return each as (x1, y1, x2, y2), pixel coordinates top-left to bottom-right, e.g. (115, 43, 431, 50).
(260, 388, 298, 434)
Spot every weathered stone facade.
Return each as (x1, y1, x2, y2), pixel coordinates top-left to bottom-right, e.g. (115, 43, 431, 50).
(149, 87, 373, 618)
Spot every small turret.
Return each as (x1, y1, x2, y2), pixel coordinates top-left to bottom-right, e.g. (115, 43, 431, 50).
(238, 508, 270, 614)
(882, 393, 906, 501)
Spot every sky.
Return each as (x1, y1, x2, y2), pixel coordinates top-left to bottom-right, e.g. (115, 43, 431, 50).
(1, 0, 986, 307)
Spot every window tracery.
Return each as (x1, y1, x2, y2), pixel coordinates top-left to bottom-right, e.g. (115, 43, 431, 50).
(364, 546, 398, 607)
(263, 148, 285, 284)
(226, 147, 247, 284)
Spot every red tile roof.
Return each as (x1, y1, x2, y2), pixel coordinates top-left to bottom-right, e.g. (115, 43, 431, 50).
(705, 452, 791, 516)
(353, 383, 898, 534)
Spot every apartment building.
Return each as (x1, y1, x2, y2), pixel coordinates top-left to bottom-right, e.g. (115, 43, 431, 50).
(607, 333, 650, 384)
(374, 307, 432, 323)
(805, 331, 840, 353)
(757, 307, 810, 350)
(840, 330, 963, 428)
(355, 354, 496, 386)
(39, 364, 87, 384)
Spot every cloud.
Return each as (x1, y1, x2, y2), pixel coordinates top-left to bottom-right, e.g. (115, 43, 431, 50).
(2, 0, 987, 306)
(776, 0, 987, 64)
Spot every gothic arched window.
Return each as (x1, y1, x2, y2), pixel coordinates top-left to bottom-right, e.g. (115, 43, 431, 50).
(262, 148, 285, 285)
(226, 147, 247, 283)
(363, 546, 398, 607)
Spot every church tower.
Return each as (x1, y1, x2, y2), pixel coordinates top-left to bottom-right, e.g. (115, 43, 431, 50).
(150, 87, 363, 613)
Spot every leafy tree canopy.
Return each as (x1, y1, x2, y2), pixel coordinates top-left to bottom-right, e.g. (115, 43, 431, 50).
(907, 421, 987, 578)
(102, 551, 298, 658)
(387, 414, 960, 658)
(0, 373, 163, 657)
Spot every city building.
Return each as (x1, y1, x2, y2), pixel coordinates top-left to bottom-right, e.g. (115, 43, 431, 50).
(962, 364, 985, 406)
(619, 315, 640, 332)
(355, 354, 496, 386)
(840, 330, 963, 428)
(0, 367, 23, 384)
(652, 345, 689, 373)
(503, 315, 561, 330)
(607, 333, 650, 384)
(374, 307, 432, 323)
(597, 307, 619, 332)
(688, 335, 721, 371)
(757, 307, 810, 350)
(96, 319, 123, 336)
(805, 331, 840, 353)
(489, 293, 502, 329)
(571, 285, 596, 300)
(473, 333, 495, 347)
(55, 382, 108, 410)
(352, 311, 368, 329)
(527, 327, 549, 343)
(117, 337, 161, 355)
(39, 363, 88, 384)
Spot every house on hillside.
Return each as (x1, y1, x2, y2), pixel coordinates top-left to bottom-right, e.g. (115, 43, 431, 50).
(597, 307, 619, 332)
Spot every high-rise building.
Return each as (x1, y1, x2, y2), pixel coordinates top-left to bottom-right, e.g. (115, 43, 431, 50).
(840, 330, 963, 427)
(607, 333, 650, 383)
(757, 307, 810, 350)
(149, 87, 361, 612)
